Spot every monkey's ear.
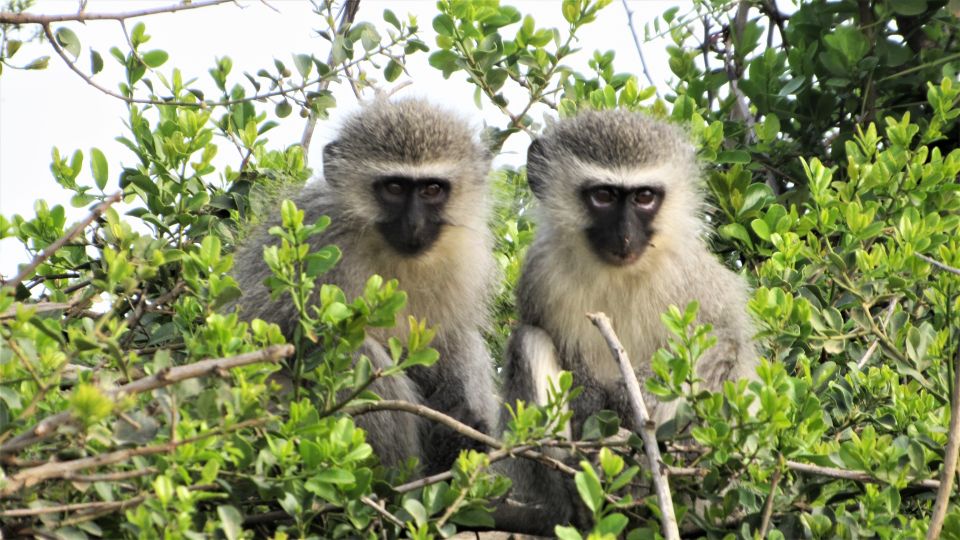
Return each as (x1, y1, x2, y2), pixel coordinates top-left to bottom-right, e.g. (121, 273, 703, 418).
(322, 141, 342, 185)
(526, 138, 548, 200)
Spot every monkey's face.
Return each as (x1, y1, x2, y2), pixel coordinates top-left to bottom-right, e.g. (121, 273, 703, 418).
(372, 175, 451, 256)
(580, 183, 663, 266)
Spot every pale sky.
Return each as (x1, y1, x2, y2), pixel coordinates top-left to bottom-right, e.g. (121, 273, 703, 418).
(0, 0, 683, 276)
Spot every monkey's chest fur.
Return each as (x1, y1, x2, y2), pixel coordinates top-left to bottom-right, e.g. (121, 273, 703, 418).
(519, 240, 742, 426)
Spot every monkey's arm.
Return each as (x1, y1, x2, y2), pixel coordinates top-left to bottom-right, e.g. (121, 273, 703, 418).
(352, 337, 425, 469)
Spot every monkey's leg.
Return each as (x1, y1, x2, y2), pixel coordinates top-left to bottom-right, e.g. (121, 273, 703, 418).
(352, 337, 425, 469)
(493, 325, 587, 532)
(414, 331, 497, 474)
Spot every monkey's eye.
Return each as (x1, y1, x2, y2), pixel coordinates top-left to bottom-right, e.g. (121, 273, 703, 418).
(589, 187, 616, 208)
(384, 181, 406, 196)
(419, 182, 445, 199)
(633, 188, 658, 209)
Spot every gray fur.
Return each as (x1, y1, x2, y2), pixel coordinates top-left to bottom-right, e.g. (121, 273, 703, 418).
(499, 109, 758, 530)
(232, 99, 498, 474)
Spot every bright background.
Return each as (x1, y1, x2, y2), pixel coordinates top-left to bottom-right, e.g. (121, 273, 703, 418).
(0, 0, 683, 276)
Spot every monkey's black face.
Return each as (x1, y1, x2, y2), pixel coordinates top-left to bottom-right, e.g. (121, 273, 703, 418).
(373, 176, 451, 256)
(580, 184, 663, 266)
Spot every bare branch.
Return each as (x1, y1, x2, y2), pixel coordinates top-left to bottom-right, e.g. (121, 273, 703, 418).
(0, 1, 235, 23)
(2, 192, 121, 293)
(784, 459, 939, 489)
(620, 0, 660, 98)
(344, 400, 578, 477)
(0, 344, 293, 455)
(857, 298, 899, 369)
(0, 420, 266, 497)
(928, 345, 960, 539)
(586, 312, 680, 540)
(758, 461, 783, 538)
(916, 252, 960, 276)
(300, 0, 361, 157)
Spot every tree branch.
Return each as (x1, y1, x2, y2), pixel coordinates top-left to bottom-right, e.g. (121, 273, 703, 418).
(0, 1, 235, 24)
(916, 252, 960, 276)
(300, 0, 360, 158)
(928, 344, 960, 539)
(620, 0, 660, 98)
(586, 312, 680, 540)
(0, 344, 293, 455)
(2, 192, 121, 293)
(0, 419, 266, 497)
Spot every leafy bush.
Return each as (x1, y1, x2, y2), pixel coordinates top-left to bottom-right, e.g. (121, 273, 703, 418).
(2, 0, 960, 538)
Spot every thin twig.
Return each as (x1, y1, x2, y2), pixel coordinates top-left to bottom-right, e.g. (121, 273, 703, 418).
(0, 344, 293, 455)
(2, 192, 121, 293)
(300, 0, 360, 157)
(857, 299, 899, 369)
(620, 0, 660, 97)
(785, 459, 939, 489)
(928, 345, 960, 539)
(343, 400, 578, 477)
(0, 1, 234, 23)
(360, 495, 404, 528)
(586, 312, 680, 540)
(916, 253, 960, 276)
(757, 460, 783, 538)
(0, 420, 265, 497)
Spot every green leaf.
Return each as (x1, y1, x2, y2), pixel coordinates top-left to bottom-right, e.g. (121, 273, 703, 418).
(889, 0, 928, 15)
(293, 53, 313, 78)
(90, 49, 104, 74)
(555, 526, 583, 540)
(384, 59, 402, 82)
(25, 56, 50, 70)
(428, 50, 460, 78)
(433, 14, 455, 37)
(55, 27, 81, 60)
(90, 147, 108, 190)
(141, 50, 168, 68)
(218, 506, 243, 540)
(315, 468, 355, 485)
(383, 9, 401, 29)
(717, 150, 751, 164)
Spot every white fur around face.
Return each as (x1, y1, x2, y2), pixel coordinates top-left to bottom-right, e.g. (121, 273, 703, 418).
(528, 161, 709, 384)
(330, 161, 495, 347)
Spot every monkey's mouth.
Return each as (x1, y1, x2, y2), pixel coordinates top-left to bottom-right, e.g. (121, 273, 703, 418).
(599, 250, 642, 266)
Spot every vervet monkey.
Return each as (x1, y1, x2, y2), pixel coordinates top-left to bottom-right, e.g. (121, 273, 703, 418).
(233, 99, 498, 474)
(499, 109, 757, 529)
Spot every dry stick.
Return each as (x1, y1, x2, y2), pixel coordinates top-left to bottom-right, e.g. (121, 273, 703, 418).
(784, 459, 939, 489)
(0, 496, 147, 518)
(916, 252, 960, 276)
(2, 192, 121, 292)
(0, 0, 234, 23)
(586, 312, 680, 540)
(757, 462, 783, 538)
(0, 344, 293, 455)
(344, 400, 579, 477)
(0, 419, 265, 498)
(620, 0, 661, 98)
(928, 345, 960, 539)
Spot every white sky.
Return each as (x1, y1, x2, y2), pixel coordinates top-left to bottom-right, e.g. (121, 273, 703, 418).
(0, 0, 684, 276)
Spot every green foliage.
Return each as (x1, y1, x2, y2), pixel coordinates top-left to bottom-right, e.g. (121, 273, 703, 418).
(3, 0, 960, 538)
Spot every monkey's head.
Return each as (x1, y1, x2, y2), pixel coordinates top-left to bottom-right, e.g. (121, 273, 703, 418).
(322, 99, 492, 257)
(526, 110, 704, 267)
